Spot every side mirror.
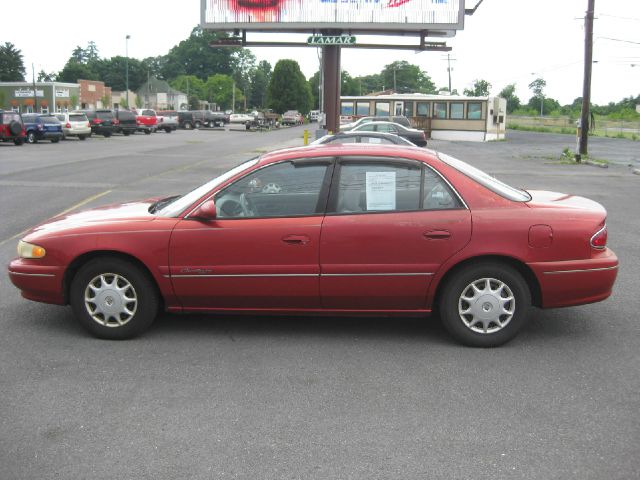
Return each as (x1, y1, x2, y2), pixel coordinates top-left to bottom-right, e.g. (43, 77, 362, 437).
(192, 199, 217, 221)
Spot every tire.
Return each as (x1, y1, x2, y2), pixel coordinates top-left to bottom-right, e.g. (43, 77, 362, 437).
(51, 138, 60, 143)
(194, 121, 202, 129)
(9, 120, 22, 136)
(164, 128, 172, 133)
(26, 131, 37, 144)
(144, 129, 151, 135)
(439, 262, 531, 347)
(183, 122, 193, 130)
(14, 138, 24, 146)
(70, 257, 159, 339)
(103, 132, 112, 138)
(79, 135, 86, 140)
(123, 131, 130, 136)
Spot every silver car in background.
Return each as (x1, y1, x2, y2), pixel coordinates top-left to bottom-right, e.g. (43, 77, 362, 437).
(55, 112, 91, 140)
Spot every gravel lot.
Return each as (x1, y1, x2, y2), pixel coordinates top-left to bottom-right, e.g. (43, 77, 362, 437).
(1, 128, 638, 479)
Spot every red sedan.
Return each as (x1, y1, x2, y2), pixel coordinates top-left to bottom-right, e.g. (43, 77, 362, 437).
(8, 144, 618, 347)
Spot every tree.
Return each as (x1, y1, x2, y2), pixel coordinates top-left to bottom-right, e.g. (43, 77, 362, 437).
(309, 71, 321, 110)
(528, 77, 546, 116)
(267, 59, 312, 114)
(0, 42, 26, 81)
(249, 60, 272, 109)
(499, 83, 521, 113)
(85, 41, 100, 63)
(161, 27, 238, 81)
(380, 61, 436, 93)
(57, 61, 99, 83)
(231, 49, 256, 110)
(37, 70, 57, 82)
(464, 79, 492, 97)
(204, 74, 241, 110)
(356, 73, 383, 94)
(341, 71, 360, 96)
(92, 56, 147, 91)
(170, 75, 205, 100)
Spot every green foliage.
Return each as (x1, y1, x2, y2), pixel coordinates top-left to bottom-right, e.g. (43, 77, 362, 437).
(267, 59, 312, 114)
(135, 95, 143, 108)
(381, 61, 436, 93)
(464, 79, 492, 97)
(170, 75, 205, 99)
(100, 94, 111, 108)
(161, 27, 237, 81)
(356, 73, 383, 95)
(0, 90, 6, 109)
(249, 60, 272, 109)
(528, 77, 546, 98)
(499, 84, 521, 113)
(203, 74, 240, 110)
(70, 95, 78, 109)
(57, 61, 99, 83)
(231, 49, 256, 109)
(92, 56, 147, 91)
(0, 42, 26, 81)
(37, 70, 57, 82)
(341, 71, 360, 96)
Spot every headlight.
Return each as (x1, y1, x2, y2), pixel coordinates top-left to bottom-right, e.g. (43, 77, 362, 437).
(17, 240, 46, 259)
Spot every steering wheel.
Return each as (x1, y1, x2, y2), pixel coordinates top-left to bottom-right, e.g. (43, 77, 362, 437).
(219, 199, 244, 217)
(261, 182, 282, 194)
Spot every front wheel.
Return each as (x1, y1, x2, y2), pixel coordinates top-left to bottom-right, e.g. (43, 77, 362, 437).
(27, 132, 37, 144)
(439, 263, 531, 347)
(70, 258, 159, 339)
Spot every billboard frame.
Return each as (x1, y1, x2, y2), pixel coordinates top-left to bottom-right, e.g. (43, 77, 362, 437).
(200, 0, 465, 36)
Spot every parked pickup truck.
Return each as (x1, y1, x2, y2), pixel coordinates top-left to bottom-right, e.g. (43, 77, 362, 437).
(156, 111, 178, 133)
(281, 110, 304, 126)
(133, 108, 157, 134)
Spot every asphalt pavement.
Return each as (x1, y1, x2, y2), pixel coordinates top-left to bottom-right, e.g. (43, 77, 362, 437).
(0, 128, 638, 479)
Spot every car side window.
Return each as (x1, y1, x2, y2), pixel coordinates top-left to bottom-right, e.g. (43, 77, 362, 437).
(335, 162, 421, 213)
(358, 124, 375, 132)
(423, 167, 463, 210)
(214, 161, 329, 219)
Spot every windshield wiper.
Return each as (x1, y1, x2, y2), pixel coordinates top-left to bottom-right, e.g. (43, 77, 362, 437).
(148, 195, 182, 214)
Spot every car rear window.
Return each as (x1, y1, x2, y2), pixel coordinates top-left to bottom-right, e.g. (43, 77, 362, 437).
(69, 114, 87, 122)
(141, 110, 156, 116)
(96, 111, 114, 120)
(41, 116, 61, 124)
(2, 113, 21, 124)
(117, 111, 136, 120)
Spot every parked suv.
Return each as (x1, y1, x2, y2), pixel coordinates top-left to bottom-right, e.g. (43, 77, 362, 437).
(0, 110, 26, 146)
(54, 112, 91, 140)
(133, 108, 157, 134)
(81, 110, 116, 137)
(176, 111, 196, 129)
(22, 113, 63, 143)
(202, 110, 226, 128)
(112, 109, 138, 136)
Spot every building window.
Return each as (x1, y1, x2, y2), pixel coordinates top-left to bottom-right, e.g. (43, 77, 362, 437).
(341, 101, 354, 115)
(450, 102, 464, 119)
(356, 102, 370, 116)
(375, 102, 390, 116)
(416, 102, 430, 117)
(403, 101, 414, 117)
(434, 102, 447, 119)
(467, 102, 482, 119)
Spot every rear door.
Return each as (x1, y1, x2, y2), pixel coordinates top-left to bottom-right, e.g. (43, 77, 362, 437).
(320, 157, 472, 310)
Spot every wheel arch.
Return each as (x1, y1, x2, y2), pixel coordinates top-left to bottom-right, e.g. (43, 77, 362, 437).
(63, 250, 163, 308)
(432, 254, 542, 311)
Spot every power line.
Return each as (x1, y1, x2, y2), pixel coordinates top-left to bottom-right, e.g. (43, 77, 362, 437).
(599, 13, 640, 22)
(598, 37, 640, 45)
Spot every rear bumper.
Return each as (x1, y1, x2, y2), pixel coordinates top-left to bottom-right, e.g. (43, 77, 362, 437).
(8, 259, 65, 305)
(529, 248, 619, 308)
(92, 125, 115, 135)
(41, 131, 63, 140)
(63, 126, 91, 136)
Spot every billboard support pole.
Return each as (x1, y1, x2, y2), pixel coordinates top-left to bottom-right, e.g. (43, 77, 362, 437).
(322, 43, 341, 133)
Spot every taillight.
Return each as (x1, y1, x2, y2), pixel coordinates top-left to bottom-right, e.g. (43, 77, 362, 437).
(590, 225, 608, 249)
(65, 122, 71, 128)
(93, 118, 102, 124)
(113, 119, 120, 126)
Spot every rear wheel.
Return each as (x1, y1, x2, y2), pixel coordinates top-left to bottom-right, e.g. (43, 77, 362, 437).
(79, 135, 86, 140)
(51, 138, 60, 143)
(14, 138, 24, 146)
(26, 132, 37, 144)
(194, 121, 202, 128)
(183, 122, 193, 130)
(164, 128, 172, 133)
(103, 132, 112, 138)
(439, 262, 531, 347)
(144, 129, 151, 135)
(70, 257, 159, 339)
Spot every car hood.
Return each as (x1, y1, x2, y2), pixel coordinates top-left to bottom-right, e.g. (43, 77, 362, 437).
(526, 190, 606, 213)
(25, 198, 160, 238)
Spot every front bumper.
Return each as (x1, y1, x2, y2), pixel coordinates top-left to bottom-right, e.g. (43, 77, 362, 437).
(529, 248, 619, 308)
(8, 259, 65, 305)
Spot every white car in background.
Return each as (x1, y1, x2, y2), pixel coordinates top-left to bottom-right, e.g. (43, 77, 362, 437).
(54, 112, 91, 140)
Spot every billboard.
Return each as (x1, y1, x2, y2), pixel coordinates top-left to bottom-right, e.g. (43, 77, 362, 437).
(201, 0, 464, 33)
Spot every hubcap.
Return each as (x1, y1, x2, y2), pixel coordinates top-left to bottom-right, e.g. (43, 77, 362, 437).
(84, 273, 137, 327)
(458, 277, 515, 334)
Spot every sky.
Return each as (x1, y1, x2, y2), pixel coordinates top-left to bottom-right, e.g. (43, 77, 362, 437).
(3, 0, 639, 106)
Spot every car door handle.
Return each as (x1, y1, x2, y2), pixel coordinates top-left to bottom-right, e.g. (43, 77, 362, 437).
(282, 234, 310, 245)
(423, 230, 451, 240)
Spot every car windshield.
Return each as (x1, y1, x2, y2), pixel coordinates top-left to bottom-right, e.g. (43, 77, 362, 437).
(69, 114, 87, 121)
(437, 152, 531, 202)
(156, 158, 261, 217)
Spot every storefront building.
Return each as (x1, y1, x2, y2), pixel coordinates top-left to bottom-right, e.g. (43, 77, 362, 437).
(0, 82, 80, 114)
(340, 93, 507, 141)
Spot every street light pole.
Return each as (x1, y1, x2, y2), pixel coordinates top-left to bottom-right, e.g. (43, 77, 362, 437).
(578, 0, 595, 161)
(125, 35, 130, 109)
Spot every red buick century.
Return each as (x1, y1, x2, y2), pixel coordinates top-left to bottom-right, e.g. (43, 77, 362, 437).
(8, 144, 618, 347)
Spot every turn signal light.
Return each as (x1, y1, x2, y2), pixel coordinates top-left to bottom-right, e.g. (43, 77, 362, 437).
(17, 240, 46, 259)
(590, 225, 608, 249)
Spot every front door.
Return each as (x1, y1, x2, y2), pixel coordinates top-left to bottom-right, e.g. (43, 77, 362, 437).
(320, 158, 471, 310)
(169, 159, 333, 309)
(394, 101, 404, 116)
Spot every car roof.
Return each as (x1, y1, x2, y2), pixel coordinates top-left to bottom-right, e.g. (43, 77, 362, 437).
(258, 143, 438, 167)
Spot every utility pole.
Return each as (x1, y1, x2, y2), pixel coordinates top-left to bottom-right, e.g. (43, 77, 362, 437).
(125, 35, 130, 109)
(578, 0, 595, 161)
(441, 54, 457, 92)
(32, 63, 38, 113)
